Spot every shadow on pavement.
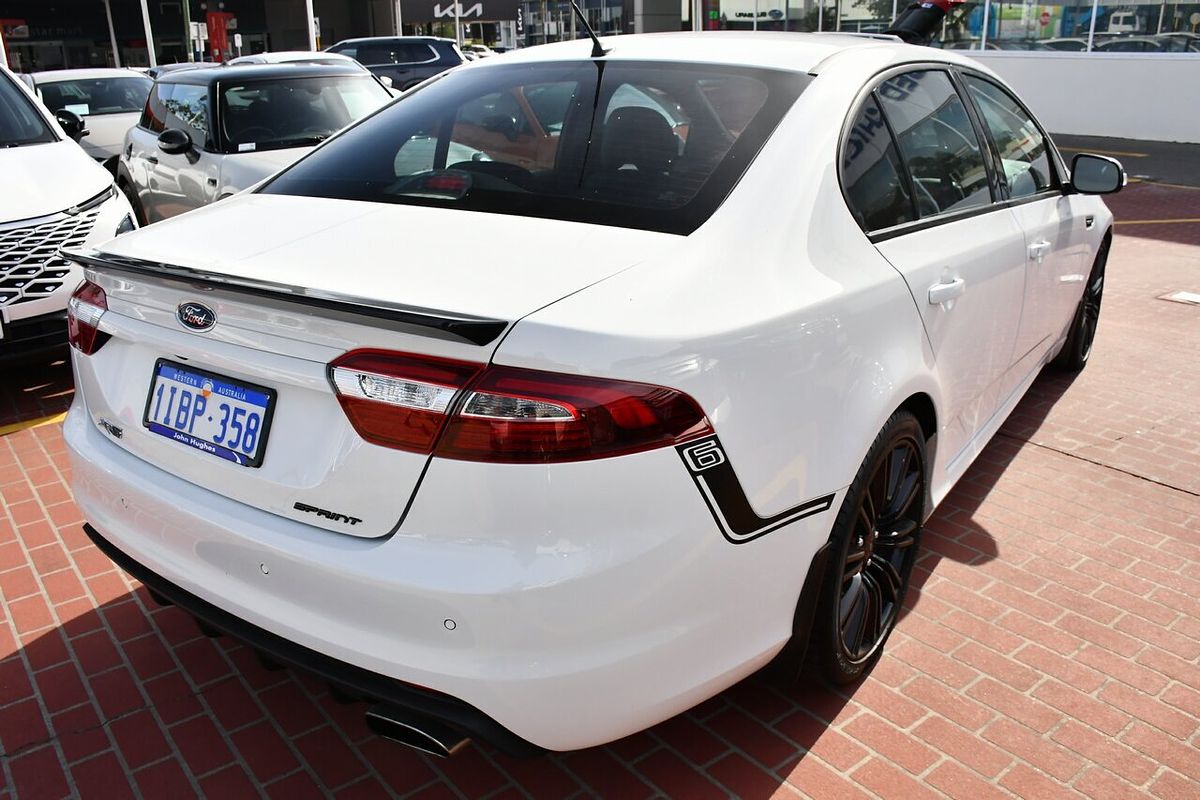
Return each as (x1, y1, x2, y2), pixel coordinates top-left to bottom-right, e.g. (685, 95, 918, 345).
(0, 346, 74, 429)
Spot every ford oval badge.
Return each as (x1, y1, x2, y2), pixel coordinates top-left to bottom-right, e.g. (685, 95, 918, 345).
(177, 301, 216, 332)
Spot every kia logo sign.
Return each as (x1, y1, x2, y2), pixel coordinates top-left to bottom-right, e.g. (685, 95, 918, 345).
(177, 302, 217, 332)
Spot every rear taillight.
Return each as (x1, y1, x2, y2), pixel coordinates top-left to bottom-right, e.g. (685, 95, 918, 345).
(328, 351, 713, 462)
(67, 280, 109, 355)
(329, 350, 484, 453)
(437, 366, 712, 462)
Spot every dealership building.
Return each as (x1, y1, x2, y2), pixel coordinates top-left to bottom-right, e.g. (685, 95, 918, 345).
(2, 0, 1198, 69)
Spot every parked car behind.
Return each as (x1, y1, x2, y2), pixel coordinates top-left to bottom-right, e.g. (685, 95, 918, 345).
(1094, 35, 1165, 52)
(0, 66, 135, 360)
(25, 68, 152, 174)
(62, 33, 1122, 755)
(1156, 32, 1200, 52)
(118, 62, 392, 224)
(324, 36, 463, 91)
(1042, 37, 1089, 50)
(225, 50, 397, 90)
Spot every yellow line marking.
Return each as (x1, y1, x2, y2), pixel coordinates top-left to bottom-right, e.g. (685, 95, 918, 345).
(1145, 181, 1200, 192)
(1057, 146, 1147, 158)
(1115, 218, 1200, 225)
(0, 411, 67, 438)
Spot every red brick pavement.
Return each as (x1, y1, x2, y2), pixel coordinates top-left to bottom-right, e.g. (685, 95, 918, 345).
(1, 184, 1198, 798)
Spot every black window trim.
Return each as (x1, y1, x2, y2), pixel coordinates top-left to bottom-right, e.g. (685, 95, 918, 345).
(838, 61, 1070, 244)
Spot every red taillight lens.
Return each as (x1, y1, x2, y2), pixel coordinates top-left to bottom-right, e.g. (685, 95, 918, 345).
(329, 350, 484, 454)
(328, 352, 713, 462)
(436, 366, 713, 463)
(67, 280, 109, 355)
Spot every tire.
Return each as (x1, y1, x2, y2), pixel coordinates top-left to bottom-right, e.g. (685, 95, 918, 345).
(1053, 233, 1110, 372)
(119, 179, 148, 227)
(812, 410, 926, 685)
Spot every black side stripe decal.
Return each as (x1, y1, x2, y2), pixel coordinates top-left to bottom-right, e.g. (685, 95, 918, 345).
(677, 435, 836, 545)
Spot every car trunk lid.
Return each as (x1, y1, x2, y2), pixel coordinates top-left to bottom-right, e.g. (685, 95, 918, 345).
(67, 194, 677, 538)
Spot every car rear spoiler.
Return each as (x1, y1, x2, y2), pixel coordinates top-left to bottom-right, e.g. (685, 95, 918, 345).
(60, 247, 509, 346)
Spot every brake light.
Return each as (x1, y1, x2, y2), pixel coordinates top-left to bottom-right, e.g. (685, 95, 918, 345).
(329, 350, 484, 453)
(437, 366, 713, 462)
(328, 351, 713, 462)
(67, 280, 109, 355)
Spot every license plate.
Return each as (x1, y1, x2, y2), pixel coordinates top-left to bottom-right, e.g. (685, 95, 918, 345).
(142, 359, 276, 468)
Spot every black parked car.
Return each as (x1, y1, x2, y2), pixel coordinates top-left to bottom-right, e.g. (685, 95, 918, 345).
(324, 37, 463, 91)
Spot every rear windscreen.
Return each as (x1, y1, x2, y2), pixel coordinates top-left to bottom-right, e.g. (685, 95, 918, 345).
(261, 61, 807, 234)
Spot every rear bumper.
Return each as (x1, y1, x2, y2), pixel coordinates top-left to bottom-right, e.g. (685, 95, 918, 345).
(65, 391, 839, 750)
(82, 521, 542, 756)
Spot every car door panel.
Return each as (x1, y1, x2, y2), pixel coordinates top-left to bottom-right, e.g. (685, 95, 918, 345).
(874, 212, 1027, 462)
(867, 69, 1027, 464)
(960, 74, 1087, 372)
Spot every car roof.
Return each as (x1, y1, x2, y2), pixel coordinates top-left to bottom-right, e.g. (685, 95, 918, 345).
(228, 50, 359, 64)
(491, 31, 909, 73)
(160, 62, 371, 85)
(330, 36, 455, 45)
(30, 67, 148, 83)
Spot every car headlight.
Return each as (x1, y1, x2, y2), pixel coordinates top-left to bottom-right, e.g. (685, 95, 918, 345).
(115, 213, 136, 236)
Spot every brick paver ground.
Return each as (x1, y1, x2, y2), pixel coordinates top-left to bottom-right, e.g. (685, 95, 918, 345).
(1, 183, 1198, 798)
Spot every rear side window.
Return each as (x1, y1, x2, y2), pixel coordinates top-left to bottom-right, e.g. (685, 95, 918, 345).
(842, 95, 915, 231)
(963, 76, 1054, 199)
(262, 61, 806, 235)
(877, 70, 991, 219)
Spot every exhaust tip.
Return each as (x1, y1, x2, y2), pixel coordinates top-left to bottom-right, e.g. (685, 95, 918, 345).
(366, 705, 470, 758)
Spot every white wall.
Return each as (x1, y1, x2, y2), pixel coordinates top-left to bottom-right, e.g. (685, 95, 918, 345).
(966, 51, 1200, 144)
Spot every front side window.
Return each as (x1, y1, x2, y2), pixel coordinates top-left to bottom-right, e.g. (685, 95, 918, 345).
(842, 95, 915, 232)
(262, 61, 806, 235)
(161, 84, 211, 148)
(0, 71, 55, 147)
(220, 75, 391, 152)
(877, 70, 992, 219)
(37, 76, 152, 117)
(964, 76, 1054, 200)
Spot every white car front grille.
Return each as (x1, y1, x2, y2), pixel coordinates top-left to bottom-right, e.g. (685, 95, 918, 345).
(0, 210, 100, 309)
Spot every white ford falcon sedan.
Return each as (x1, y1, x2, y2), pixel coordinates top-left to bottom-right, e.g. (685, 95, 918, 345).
(62, 32, 1121, 756)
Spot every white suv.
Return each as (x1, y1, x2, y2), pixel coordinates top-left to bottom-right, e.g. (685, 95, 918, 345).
(0, 66, 135, 361)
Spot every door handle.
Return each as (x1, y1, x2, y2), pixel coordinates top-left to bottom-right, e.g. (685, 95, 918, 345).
(147, 155, 159, 165)
(1085, 215, 1095, 229)
(1028, 239, 1052, 263)
(928, 277, 966, 306)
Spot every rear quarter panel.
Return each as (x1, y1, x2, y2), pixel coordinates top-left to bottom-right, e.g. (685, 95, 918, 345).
(496, 57, 943, 544)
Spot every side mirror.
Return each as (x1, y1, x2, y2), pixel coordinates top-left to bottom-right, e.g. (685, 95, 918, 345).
(157, 128, 193, 156)
(1070, 153, 1125, 195)
(55, 109, 88, 141)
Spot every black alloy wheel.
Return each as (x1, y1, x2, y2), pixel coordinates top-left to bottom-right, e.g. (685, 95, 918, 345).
(1054, 233, 1110, 371)
(815, 411, 926, 684)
